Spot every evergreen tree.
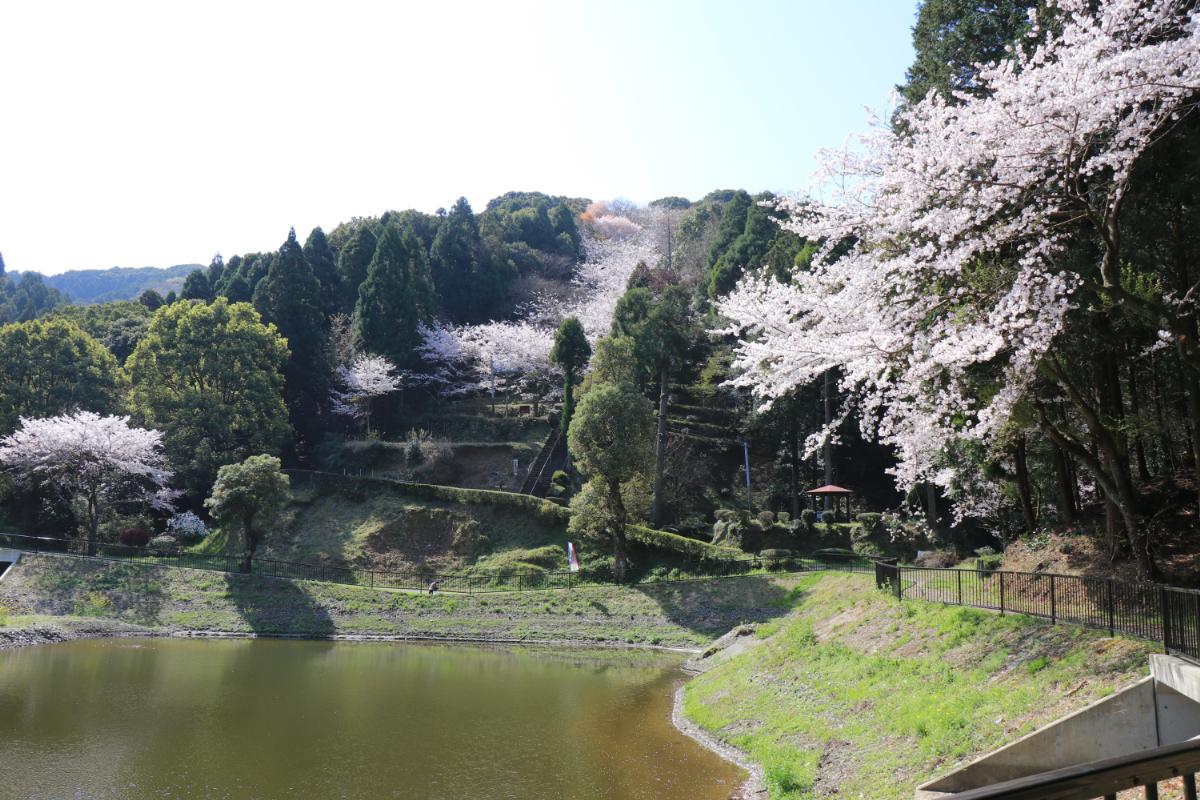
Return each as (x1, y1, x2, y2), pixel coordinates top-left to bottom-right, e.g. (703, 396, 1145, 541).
(164, 290, 178, 305)
(253, 228, 329, 444)
(899, 0, 1037, 107)
(206, 254, 225, 290)
(353, 224, 434, 368)
(336, 224, 377, 314)
(550, 317, 591, 436)
(138, 289, 165, 310)
(180, 270, 211, 302)
(430, 197, 500, 322)
(302, 227, 340, 317)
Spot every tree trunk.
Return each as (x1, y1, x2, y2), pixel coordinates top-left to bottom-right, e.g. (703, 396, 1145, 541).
(1126, 358, 1151, 483)
(241, 513, 256, 574)
(561, 370, 575, 436)
(925, 482, 938, 533)
(1014, 437, 1038, 533)
(86, 489, 99, 557)
(651, 367, 669, 528)
(823, 369, 833, 512)
(789, 405, 800, 520)
(1051, 445, 1077, 524)
(1149, 352, 1178, 475)
(608, 479, 628, 583)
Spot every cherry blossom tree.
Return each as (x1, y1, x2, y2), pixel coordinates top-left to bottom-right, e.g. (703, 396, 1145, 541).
(330, 353, 402, 436)
(0, 411, 174, 555)
(719, 0, 1200, 574)
(418, 211, 660, 406)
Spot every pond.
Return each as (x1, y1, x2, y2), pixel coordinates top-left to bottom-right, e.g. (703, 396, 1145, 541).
(0, 638, 743, 799)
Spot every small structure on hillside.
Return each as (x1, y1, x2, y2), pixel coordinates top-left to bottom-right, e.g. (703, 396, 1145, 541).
(805, 484, 855, 522)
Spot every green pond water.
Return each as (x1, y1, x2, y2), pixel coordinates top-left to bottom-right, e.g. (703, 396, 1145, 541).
(0, 638, 743, 800)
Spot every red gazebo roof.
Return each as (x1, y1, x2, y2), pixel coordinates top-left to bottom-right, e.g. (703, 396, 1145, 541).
(805, 484, 855, 495)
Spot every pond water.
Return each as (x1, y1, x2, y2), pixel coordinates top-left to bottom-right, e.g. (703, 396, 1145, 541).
(0, 638, 742, 800)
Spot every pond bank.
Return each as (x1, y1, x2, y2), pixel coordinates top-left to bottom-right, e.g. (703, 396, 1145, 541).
(0, 551, 802, 650)
(681, 572, 1157, 799)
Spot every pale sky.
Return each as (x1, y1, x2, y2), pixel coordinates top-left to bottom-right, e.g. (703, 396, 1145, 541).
(0, 1, 918, 274)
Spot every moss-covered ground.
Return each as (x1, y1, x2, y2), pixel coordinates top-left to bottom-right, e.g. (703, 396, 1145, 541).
(682, 572, 1155, 799)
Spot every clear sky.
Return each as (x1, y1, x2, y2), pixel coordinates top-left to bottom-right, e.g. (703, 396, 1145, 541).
(0, 1, 918, 275)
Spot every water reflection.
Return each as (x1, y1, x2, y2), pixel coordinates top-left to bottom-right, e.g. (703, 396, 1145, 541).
(0, 639, 743, 800)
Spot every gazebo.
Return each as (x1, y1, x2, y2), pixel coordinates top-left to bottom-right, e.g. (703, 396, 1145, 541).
(806, 484, 855, 522)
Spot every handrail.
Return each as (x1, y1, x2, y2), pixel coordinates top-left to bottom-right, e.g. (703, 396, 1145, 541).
(944, 738, 1200, 799)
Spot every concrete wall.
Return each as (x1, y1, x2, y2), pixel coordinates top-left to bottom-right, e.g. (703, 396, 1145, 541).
(916, 678, 1159, 798)
(917, 656, 1200, 798)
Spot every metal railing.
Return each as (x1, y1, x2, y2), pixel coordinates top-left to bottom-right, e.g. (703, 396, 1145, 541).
(0, 531, 871, 594)
(944, 737, 1200, 799)
(874, 561, 1200, 665)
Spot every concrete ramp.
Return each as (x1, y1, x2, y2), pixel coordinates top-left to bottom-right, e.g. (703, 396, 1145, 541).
(917, 655, 1200, 798)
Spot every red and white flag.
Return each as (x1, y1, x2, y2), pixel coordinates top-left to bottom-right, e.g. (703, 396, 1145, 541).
(567, 542, 580, 572)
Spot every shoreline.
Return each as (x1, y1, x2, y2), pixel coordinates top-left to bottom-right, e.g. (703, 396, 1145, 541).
(672, 685, 767, 798)
(0, 621, 706, 654)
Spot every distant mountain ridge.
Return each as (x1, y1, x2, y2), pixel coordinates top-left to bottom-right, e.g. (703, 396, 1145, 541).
(18, 264, 202, 304)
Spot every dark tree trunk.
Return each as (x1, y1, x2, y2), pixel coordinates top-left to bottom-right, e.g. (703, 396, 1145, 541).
(651, 367, 669, 528)
(86, 490, 99, 557)
(241, 512, 256, 574)
(608, 479, 628, 583)
(1126, 358, 1151, 483)
(1014, 437, 1038, 533)
(1149, 352, 1178, 474)
(789, 405, 800, 520)
(1051, 445, 1077, 524)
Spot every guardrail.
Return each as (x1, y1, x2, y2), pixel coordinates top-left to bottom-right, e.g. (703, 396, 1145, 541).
(874, 561, 1200, 666)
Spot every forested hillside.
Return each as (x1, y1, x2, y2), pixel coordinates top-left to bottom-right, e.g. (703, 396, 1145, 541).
(2, 0, 1199, 589)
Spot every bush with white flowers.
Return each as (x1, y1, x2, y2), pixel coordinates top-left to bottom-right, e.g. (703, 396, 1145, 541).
(166, 511, 209, 544)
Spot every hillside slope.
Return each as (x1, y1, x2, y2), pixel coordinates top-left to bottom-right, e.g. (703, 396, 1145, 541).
(0, 553, 800, 649)
(683, 572, 1155, 799)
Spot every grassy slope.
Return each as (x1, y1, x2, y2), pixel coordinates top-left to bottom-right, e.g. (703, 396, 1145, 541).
(683, 572, 1155, 799)
(197, 476, 575, 576)
(0, 553, 801, 649)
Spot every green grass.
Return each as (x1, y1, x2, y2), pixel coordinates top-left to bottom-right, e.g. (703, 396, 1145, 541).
(683, 572, 1154, 799)
(0, 552, 804, 649)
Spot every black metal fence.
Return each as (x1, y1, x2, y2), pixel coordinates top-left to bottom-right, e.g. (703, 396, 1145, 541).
(874, 560, 1200, 665)
(0, 531, 872, 595)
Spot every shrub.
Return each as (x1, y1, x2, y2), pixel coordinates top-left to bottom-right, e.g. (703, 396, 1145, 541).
(148, 534, 179, 551)
(820, 510, 836, 525)
(915, 549, 958, 568)
(856, 512, 883, 535)
(118, 527, 151, 547)
(799, 509, 817, 530)
(976, 553, 1003, 572)
(166, 511, 209, 544)
(851, 540, 885, 558)
(756, 511, 776, 528)
(777, 512, 791, 525)
(974, 546, 997, 557)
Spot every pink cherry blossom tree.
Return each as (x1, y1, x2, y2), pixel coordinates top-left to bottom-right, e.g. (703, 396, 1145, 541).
(0, 411, 175, 555)
(330, 353, 403, 436)
(719, 0, 1200, 573)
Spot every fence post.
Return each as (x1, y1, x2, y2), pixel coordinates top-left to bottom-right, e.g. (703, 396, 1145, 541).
(999, 571, 1005, 616)
(370, 570, 374, 589)
(567, 570, 572, 591)
(894, 565, 902, 600)
(1108, 580, 1115, 637)
(1162, 587, 1171, 653)
(957, 570, 963, 606)
(1050, 574, 1056, 625)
